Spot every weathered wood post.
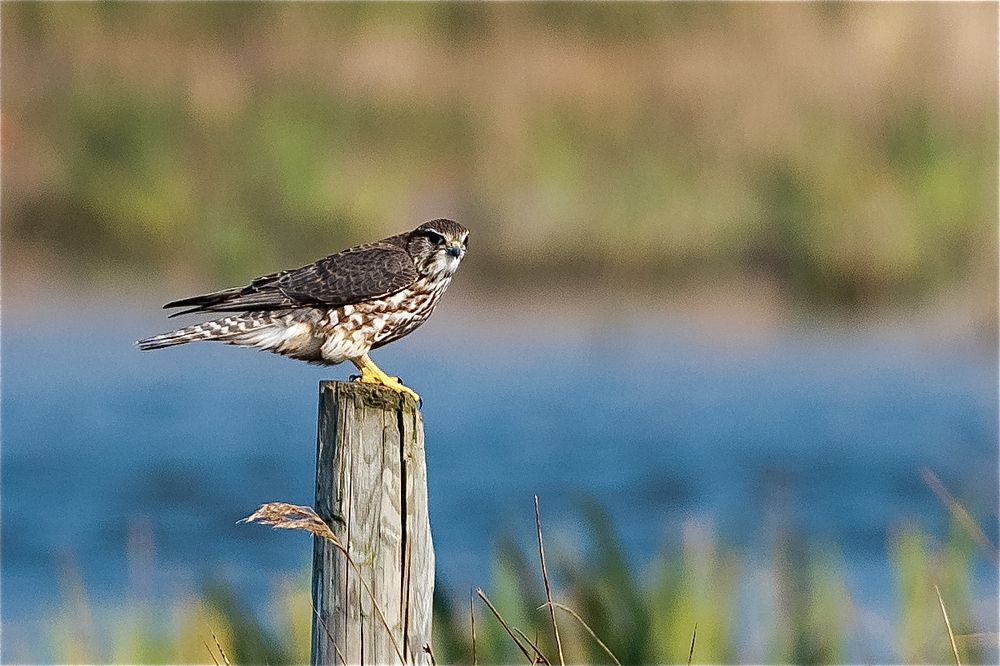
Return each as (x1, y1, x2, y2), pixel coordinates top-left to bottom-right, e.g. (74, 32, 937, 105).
(311, 381, 434, 665)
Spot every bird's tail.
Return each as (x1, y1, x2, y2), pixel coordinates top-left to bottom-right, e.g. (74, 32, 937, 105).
(136, 315, 267, 351)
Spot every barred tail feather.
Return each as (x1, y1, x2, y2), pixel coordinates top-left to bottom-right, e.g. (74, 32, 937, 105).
(136, 316, 266, 351)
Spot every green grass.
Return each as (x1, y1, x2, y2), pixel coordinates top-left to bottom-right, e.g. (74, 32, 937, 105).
(3, 3, 997, 311)
(15, 503, 996, 664)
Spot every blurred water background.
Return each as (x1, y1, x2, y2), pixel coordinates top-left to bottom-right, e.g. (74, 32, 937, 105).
(2, 3, 998, 663)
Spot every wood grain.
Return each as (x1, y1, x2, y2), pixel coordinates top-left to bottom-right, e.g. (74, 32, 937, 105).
(311, 381, 434, 665)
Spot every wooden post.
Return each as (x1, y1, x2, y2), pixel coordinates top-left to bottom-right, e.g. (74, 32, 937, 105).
(311, 381, 434, 665)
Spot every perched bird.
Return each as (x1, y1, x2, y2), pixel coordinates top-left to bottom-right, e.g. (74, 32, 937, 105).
(137, 219, 469, 401)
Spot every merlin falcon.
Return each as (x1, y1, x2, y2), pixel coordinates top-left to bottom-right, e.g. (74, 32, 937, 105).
(137, 219, 469, 401)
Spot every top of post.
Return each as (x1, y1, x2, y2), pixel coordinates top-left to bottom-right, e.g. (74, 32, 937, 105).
(320, 380, 420, 414)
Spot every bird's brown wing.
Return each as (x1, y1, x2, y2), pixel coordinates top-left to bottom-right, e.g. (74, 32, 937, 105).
(164, 243, 417, 317)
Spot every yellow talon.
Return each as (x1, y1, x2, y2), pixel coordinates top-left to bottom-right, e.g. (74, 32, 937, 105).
(351, 354, 421, 403)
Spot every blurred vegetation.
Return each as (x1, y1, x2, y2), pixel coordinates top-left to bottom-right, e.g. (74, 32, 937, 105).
(9, 506, 996, 664)
(2, 3, 996, 312)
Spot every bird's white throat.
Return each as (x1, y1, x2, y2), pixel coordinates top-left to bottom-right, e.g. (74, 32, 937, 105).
(425, 252, 462, 278)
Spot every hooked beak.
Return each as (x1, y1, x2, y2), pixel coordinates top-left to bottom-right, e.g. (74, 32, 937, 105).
(446, 241, 462, 258)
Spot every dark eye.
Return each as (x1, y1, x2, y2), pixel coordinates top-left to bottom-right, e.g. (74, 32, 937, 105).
(423, 230, 445, 244)
(463, 235, 469, 250)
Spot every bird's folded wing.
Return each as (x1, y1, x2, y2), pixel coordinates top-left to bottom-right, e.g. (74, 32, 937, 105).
(164, 244, 418, 316)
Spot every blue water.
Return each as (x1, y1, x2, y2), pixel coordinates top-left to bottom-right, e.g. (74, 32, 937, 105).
(2, 298, 997, 656)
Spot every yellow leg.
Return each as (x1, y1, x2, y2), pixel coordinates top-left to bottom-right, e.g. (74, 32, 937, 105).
(351, 354, 420, 403)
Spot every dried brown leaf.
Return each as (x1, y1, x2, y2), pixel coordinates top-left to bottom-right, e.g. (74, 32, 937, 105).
(240, 502, 338, 543)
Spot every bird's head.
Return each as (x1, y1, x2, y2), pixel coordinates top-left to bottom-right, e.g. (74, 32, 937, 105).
(406, 219, 469, 278)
